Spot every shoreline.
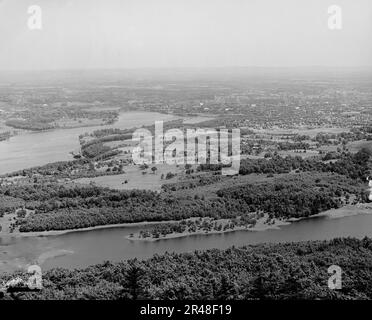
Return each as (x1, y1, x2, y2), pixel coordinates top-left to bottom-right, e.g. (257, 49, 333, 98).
(0, 220, 177, 238)
(1, 203, 371, 240)
(2, 110, 182, 135)
(126, 219, 292, 242)
(126, 203, 372, 242)
(317, 202, 372, 219)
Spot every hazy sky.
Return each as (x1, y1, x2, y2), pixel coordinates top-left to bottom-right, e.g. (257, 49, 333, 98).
(0, 0, 371, 70)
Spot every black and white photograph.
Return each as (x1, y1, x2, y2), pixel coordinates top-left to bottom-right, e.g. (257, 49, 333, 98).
(0, 0, 372, 310)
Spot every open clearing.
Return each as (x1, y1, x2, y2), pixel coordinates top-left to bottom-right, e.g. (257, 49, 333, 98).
(347, 139, 372, 153)
(74, 164, 183, 191)
(253, 127, 350, 138)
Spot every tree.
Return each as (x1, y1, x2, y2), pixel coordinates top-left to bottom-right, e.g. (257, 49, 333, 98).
(216, 274, 237, 300)
(120, 261, 146, 300)
(165, 172, 175, 180)
(151, 166, 157, 174)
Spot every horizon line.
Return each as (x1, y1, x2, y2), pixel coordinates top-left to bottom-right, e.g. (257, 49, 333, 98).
(1, 65, 372, 73)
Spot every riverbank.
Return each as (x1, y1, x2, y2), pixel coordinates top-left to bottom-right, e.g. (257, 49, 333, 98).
(126, 203, 372, 242)
(0, 220, 173, 238)
(0, 111, 181, 175)
(0, 212, 296, 239)
(1, 203, 371, 240)
(2, 203, 372, 274)
(318, 202, 372, 219)
(126, 217, 291, 242)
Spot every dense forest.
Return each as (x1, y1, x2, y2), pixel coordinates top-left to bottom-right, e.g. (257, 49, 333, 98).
(202, 148, 371, 181)
(1, 172, 368, 233)
(0, 169, 365, 232)
(162, 173, 223, 192)
(5, 119, 55, 131)
(1, 237, 372, 300)
(0, 149, 369, 232)
(0, 159, 124, 180)
(137, 216, 257, 239)
(217, 173, 367, 219)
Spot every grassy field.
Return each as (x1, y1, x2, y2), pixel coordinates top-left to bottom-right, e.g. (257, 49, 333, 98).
(253, 127, 350, 137)
(169, 172, 284, 200)
(55, 118, 107, 128)
(75, 164, 183, 191)
(347, 139, 372, 153)
(278, 150, 319, 158)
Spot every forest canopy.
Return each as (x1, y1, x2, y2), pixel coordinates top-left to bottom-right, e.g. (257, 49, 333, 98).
(2, 237, 372, 300)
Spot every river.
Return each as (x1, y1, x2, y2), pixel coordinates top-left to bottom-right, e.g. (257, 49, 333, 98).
(1, 209, 372, 273)
(0, 111, 178, 175)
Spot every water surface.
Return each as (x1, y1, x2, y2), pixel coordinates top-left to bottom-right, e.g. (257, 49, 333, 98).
(1, 211, 372, 273)
(0, 111, 178, 174)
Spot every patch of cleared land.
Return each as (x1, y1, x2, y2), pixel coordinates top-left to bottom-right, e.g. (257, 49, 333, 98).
(278, 150, 319, 158)
(318, 202, 372, 219)
(75, 164, 183, 191)
(54, 118, 108, 128)
(253, 127, 350, 138)
(183, 116, 216, 124)
(347, 139, 372, 153)
(0, 212, 17, 234)
(169, 173, 284, 200)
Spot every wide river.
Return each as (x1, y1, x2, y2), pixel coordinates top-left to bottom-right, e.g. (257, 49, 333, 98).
(0, 111, 371, 273)
(0, 111, 178, 175)
(1, 211, 372, 273)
